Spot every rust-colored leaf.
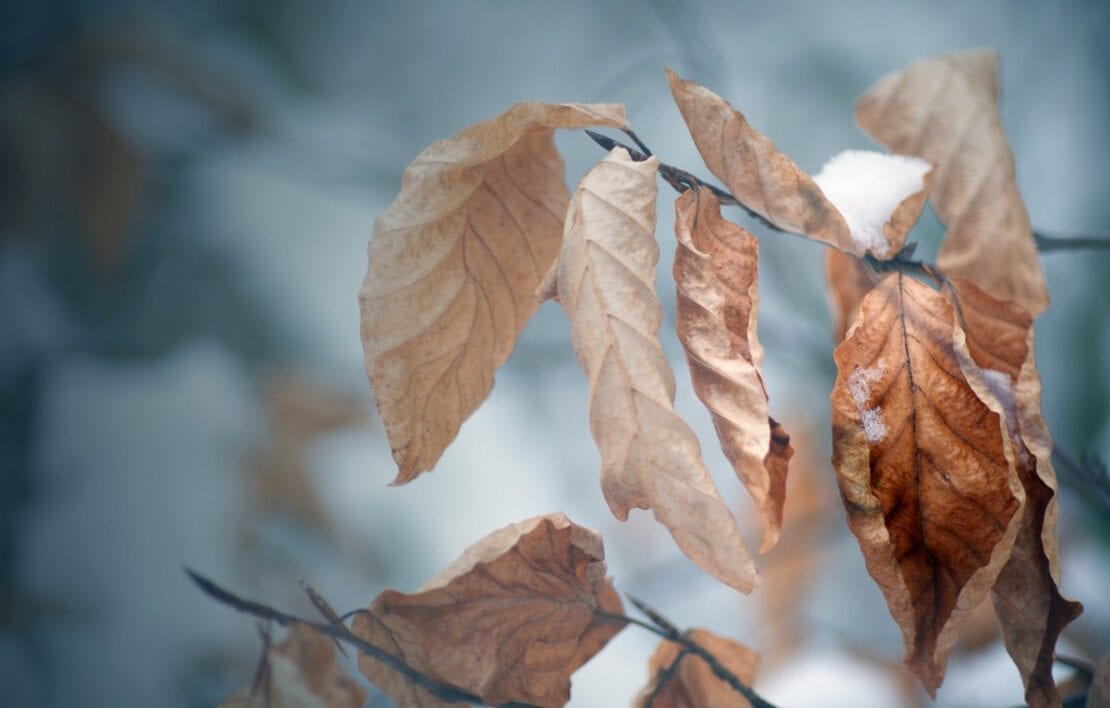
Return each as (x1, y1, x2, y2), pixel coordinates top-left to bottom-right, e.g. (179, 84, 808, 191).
(830, 273, 1024, 695)
(673, 187, 793, 553)
(824, 249, 882, 344)
(350, 513, 621, 707)
(222, 624, 366, 708)
(555, 148, 757, 593)
(947, 277, 1083, 707)
(856, 50, 1049, 315)
(636, 629, 759, 708)
(359, 102, 628, 483)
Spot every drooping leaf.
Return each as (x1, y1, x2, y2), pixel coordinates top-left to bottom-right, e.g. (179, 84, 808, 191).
(856, 50, 1049, 315)
(830, 273, 1024, 694)
(222, 624, 366, 708)
(555, 148, 757, 593)
(350, 513, 621, 707)
(673, 187, 793, 552)
(359, 102, 628, 483)
(636, 629, 759, 708)
(947, 277, 1083, 707)
(1089, 653, 1110, 708)
(824, 249, 882, 343)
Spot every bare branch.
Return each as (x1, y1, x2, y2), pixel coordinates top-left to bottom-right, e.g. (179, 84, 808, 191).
(1034, 232, 1110, 253)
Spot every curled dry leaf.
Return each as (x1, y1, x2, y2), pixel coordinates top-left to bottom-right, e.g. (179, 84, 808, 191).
(830, 273, 1024, 695)
(636, 628, 759, 708)
(555, 148, 757, 593)
(359, 102, 628, 483)
(947, 277, 1082, 707)
(856, 49, 1049, 315)
(222, 624, 366, 708)
(673, 187, 793, 552)
(350, 513, 621, 707)
(824, 249, 882, 344)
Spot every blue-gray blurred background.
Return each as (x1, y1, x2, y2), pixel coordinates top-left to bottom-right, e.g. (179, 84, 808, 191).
(1, 2, 1108, 706)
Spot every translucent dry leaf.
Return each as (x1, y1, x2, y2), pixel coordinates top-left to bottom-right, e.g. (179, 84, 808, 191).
(555, 148, 757, 593)
(856, 49, 1049, 315)
(824, 249, 882, 344)
(350, 513, 620, 707)
(673, 187, 793, 552)
(830, 274, 1024, 695)
(221, 624, 366, 708)
(636, 628, 759, 708)
(359, 102, 628, 483)
(947, 277, 1082, 707)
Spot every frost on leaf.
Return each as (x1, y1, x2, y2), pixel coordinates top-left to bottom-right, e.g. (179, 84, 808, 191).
(221, 624, 366, 708)
(830, 274, 1024, 695)
(350, 513, 622, 707)
(636, 628, 760, 708)
(946, 277, 1082, 708)
(359, 101, 628, 483)
(555, 148, 758, 593)
(673, 187, 793, 553)
(856, 49, 1049, 315)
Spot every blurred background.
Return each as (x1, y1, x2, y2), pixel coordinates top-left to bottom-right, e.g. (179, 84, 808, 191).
(1, 1, 1108, 706)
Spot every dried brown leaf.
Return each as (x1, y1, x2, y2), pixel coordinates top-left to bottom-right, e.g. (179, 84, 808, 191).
(636, 628, 760, 708)
(856, 49, 1049, 314)
(666, 68, 856, 254)
(359, 102, 628, 483)
(824, 249, 882, 343)
(222, 624, 366, 708)
(1089, 653, 1110, 708)
(350, 513, 620, 707)
(947, 277, 1082, 707)
(673, 187, 793, 552)
(830, 273, 1024, 695)
(555, 148, 757, 593)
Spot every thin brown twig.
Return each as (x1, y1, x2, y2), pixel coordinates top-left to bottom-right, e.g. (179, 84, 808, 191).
(1034, 232, 1110, 252)
(644, 646, 693, 707)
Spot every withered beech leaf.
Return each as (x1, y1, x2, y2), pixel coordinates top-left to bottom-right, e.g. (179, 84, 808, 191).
(830, 273, 1024, 695)
(856, 49, 1049, 315)
(673, 187, 793, 553)
(665, 68, 856, 254)
(947, 277, 1083, 707)
(556, 148, 758, 593)
(350, 513, 620, 707)
(636, 628, 760, 708)
(824, 249, 882, 344)
(359, 102, 628, 483)
(222, 624, 366, 708)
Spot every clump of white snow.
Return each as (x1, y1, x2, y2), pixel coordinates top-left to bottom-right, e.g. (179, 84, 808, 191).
(813, 150, 931, 257)
(848, 364, 887, 443)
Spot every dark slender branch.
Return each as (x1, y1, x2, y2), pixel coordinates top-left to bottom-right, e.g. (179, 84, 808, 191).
(186, 570, 530, 707)
(644, 646, 693, 707)
(595, 597, 778, 708)
(1055, 653, 1096, 679)
(1052, 446, 1110, 509)
(1034, 232, 1110, 252)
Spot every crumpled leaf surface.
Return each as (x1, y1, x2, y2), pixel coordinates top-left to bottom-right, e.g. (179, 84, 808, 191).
(555, 148, 757, 592)
(222, 624, 366, 708)
(947, 277, 1082, 707)
(666, 68, 857, 254)
(830, 273, 1024, 694)
(636, 628, 759, 708)
(673, 187, 793, 552)
(824, 249, 882, 343)
(350, 513, 621, 707)
(359, 102, 628, 483)
(856, 49, 1049, 315)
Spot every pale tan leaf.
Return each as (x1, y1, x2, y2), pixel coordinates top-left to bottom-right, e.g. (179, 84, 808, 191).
(856, 49, 1049, 314)
(946, 277, 1083, 707)
(636, 629, 759, 708)
(350, 513, 621, 707)
(824, 249, 882, 343)
(1089, 653, 1110, 708)
(830, 273, 1024, 695)
(555, 148, 757, 593)
(673, 187, 793, 553)
(666, 68, 856, 254)
(222, 624, 366, 708)
(359, 102, 628, 483)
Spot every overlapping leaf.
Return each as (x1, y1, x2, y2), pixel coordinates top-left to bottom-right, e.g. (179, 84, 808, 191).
(350, 513, 621, 707)
(824, 249, 882, 343)
(830, 274, 1024, 694)
(673, 187, 793, 552)
(636, 629, 760, 708)
(555, 148, 758, 592)
(856, 49, 1049, 315)
(947, 277, 1082, 707)
(359, 102, 628, 482)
